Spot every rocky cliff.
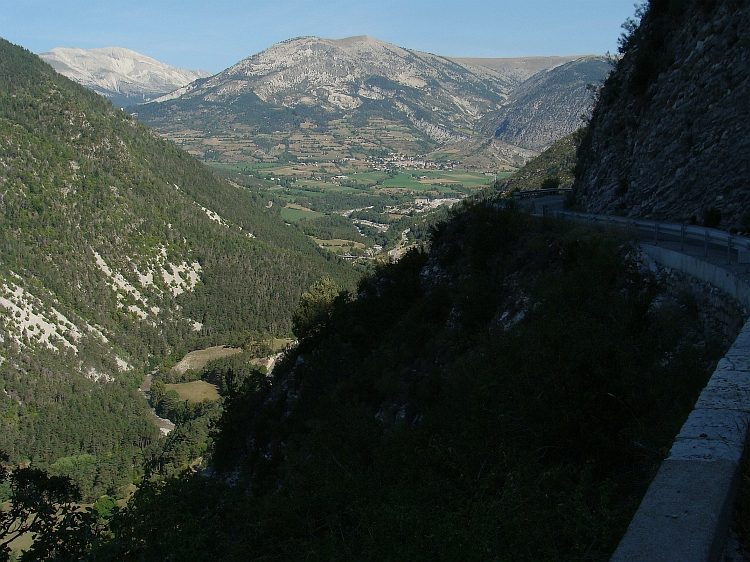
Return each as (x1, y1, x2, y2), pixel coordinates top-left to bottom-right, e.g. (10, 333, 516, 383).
(491, 56, 610, 151)
(574, 0, 750, 231)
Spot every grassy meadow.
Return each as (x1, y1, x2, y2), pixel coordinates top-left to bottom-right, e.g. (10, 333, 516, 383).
(165, 381, 221, 403)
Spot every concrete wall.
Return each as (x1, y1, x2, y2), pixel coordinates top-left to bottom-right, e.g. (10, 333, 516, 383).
(641, 245, 750, 310)
(610, 245, 750, 562)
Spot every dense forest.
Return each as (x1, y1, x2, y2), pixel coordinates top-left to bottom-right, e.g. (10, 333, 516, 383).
(68, 200, 721, 561)
(0, 37, 359, 505)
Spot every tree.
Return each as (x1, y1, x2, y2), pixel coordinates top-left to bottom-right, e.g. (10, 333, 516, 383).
(292, 277, 342, 340)
(0, 456, 101, 561)
(150, 379, 166, 408)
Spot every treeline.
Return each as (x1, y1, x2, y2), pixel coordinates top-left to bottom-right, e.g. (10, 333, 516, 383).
(295, 214, 369, 243)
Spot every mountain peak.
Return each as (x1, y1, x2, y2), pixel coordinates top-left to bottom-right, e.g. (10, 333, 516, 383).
(134, 35, 610, 168)
(327, 35, 378, 46)
(39, 46, 212, 106)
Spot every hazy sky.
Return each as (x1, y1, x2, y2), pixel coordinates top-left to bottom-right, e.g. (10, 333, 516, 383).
(2, 0, 637, 73)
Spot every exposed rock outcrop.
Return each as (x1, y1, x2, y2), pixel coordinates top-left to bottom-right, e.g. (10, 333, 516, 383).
(491, 56, 610, 151)
(134, 36, 610, 165)
(574, 0, 750, 231)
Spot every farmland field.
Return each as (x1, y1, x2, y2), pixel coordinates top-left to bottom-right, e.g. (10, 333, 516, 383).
(165, 381, 220, 403)
(281, 204, 323, 222)
(172, 346, 242, 374)
(206, 160, 512, 261)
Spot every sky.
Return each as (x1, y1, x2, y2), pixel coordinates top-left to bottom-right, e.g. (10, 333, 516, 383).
(1, 0, 637, 74)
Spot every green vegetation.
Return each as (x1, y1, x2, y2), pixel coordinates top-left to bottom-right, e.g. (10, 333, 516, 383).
(279, 205, 324, 222)
(291, 277, 342, 340)
(296, 215, 368, 243)
(95, 202, 723, 560)
(0, 345, 158, 502)
(0, 460, 107, 561)
(209, 164, 492, 258)
(0, 35, 360, 506)
(164, 381, 220, 403)
(495, 129, 583, 194)
(0, 10, 733, 558)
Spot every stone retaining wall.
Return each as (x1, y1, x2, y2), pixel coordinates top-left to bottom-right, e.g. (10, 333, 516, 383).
(611, 246, 750, 561)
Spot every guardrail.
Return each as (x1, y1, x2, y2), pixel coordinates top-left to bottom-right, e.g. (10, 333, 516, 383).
(554, 210, 750, 265)
(511, 187, 573, 200)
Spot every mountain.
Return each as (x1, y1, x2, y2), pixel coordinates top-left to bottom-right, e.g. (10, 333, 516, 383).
(4, 0, 746, 554)
(450, 55, 585, 84)
(38, 46, 212, 107)
(0, 37, 358, 493)
(490, 56, 612, 151)
(130, 36, 609, 168)
(574, 0, 750, 230)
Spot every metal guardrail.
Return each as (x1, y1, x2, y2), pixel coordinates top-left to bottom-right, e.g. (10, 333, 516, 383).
(512, 188, 573, 200)
(554, 210, 750, 265)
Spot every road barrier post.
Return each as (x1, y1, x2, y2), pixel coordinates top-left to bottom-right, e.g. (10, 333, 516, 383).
(705, 231, 709, 258)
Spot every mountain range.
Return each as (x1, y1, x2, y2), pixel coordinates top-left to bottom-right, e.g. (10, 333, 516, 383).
(129, 36, 610, 168)
(38, 46, 211, 107)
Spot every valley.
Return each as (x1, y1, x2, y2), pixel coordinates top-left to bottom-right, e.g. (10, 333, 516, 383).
(210, 160, 509, 259)
(2, 0, 749, 557)
(121, 36, 608, 264)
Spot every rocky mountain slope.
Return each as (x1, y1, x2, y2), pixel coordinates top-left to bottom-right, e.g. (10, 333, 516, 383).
(132, 36, 609, 167)
(450, 55, 584, 84)
(0, 38, 358, 478)
(574, 0, 750, 231)
(39, 46, 211, 107)
(491, 56, 611, 151)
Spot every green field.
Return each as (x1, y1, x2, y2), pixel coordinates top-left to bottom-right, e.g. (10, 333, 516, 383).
(208, 164, 507, 260)
(380, 171, 495, 190)
(165, 381, 220, 403)
(281, 205, 324, 222)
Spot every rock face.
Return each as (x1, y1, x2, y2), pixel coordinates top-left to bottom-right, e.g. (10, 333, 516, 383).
(39, 46, 212, 107)
(574, 0, 750, 231)
(491, 56, 611, 151)
(149, 35, 518, 142)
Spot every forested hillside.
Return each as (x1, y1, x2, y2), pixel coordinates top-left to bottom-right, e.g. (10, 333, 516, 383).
(102, 201, 726, 560)
(494, 129, 582, 194)
(3, 0, 746, 556)
(0, 37, 358, 496)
